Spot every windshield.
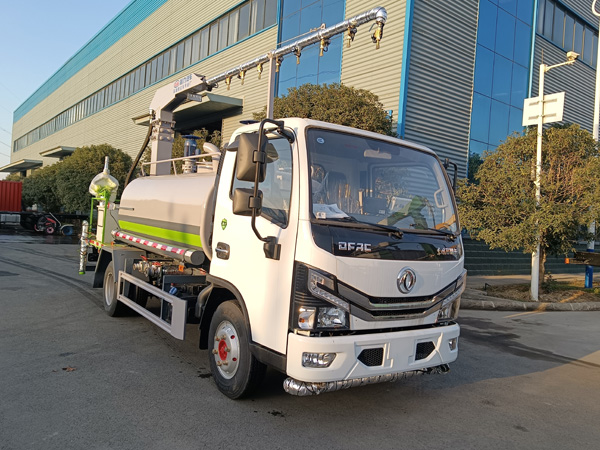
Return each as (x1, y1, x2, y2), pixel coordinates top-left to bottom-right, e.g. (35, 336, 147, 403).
(307, 128, 458, 234)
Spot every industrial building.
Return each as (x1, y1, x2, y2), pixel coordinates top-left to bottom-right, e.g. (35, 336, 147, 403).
(2, 0, 598, 179)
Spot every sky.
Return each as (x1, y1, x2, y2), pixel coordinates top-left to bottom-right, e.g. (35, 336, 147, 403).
(0, 0, 132, 179)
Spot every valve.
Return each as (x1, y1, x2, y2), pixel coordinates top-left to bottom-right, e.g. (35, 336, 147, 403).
(237, 70, 246, 85)
(319, 37, 330, 57)
(372, 20, 384, 49)
(275, 56, 283, 73)
(257, 63, 263, 79)
(293, 46, 302, 64)
(225, 75, 232, 90)
(346, 26, 357, 48)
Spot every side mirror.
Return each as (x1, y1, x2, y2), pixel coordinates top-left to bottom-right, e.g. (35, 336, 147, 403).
(236, 133, 266, 182)
(232, 188, 263, 216)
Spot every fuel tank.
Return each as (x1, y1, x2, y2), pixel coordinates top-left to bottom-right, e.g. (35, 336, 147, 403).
(117, 172, 217, 260)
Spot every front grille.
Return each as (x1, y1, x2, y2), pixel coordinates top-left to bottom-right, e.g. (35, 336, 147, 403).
(338, 278, 460, 321)
(357, 348, 384, 367)
(415, 341, 435, 360)
(369, 295, 432, 305)
(368, 308, 430, 318)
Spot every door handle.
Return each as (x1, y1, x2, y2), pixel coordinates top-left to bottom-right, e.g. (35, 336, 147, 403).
(215, 242, 230, 260)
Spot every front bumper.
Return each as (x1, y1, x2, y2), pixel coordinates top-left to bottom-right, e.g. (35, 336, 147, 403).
(286, 323, 460, 383)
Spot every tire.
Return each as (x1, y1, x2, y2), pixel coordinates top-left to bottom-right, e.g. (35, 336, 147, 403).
(208, 301, 266, 399)
(103, 262, 128, 317)
(61, 225, 74, 236)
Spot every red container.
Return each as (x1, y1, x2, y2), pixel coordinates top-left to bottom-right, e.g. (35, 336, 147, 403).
(0, 181, 23, 212)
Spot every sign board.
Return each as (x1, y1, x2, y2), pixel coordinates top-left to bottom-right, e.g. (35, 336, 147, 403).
(522, 92, 565, 126)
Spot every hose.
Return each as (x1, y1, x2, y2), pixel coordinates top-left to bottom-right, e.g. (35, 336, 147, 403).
(124, 124, 153, 187)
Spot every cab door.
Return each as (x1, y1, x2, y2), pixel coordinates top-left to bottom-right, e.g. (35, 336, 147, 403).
(210, 132, 299, 354)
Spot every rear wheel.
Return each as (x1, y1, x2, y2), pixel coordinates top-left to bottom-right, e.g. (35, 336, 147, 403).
(208, 301, 266, 399)
(103, 262, 128, 316)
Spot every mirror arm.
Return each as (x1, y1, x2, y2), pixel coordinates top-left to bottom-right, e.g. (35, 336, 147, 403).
(249, 119, 285, 260)
(444, 158, 458, 194)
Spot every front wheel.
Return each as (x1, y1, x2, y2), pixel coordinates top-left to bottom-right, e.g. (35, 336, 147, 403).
(103, 262, 128, 316)
(208, 301, 266, 399)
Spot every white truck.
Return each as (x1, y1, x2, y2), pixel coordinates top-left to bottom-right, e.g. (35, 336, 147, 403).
(82, 7, 465, 398)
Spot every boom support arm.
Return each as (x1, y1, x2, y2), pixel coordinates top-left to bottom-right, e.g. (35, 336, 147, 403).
(146, 6, 388, 175)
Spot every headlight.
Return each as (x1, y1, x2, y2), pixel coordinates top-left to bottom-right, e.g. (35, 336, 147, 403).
(437, 270, 466, 322)
(308, 269, 349, 312)
(292, 264, 350, 332)
(318, 307, 347, 328)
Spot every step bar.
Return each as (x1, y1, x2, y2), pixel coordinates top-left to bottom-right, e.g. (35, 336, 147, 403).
(117, 271, 188, 340)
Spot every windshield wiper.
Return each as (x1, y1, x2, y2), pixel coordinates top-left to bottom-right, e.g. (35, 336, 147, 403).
(313, 217, 403, 238)
(404, 227, 457, 240)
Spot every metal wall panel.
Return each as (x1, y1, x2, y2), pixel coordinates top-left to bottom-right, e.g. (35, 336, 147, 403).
(402, 0, 478, 178)
(531, 37, 596, 131)
(565, 0, 598, 25)
(0, 181, 23, 212)
(341, 1, 406, 129)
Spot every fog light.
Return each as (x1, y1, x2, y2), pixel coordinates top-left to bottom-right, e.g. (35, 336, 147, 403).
(317, 307, 347, 328)
(448, 337, 458, 351)
(302, 352, 336, 368)
(298, 306, 316, 330)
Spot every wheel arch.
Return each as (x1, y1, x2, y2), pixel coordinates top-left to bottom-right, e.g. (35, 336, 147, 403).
(92, 249, 113, 288)
(199, 275, 251, 350)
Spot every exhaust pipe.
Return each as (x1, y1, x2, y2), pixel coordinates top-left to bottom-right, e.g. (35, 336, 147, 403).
(283, 365, 451, 396)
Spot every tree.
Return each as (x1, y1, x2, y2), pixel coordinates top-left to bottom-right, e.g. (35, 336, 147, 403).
(21, 164, 62, 212)
(467, 153, 483, 185)
(253, 83, 396, 136)
(53, 144, 132, 213)
(458, 124, 600, 294)
(5, 172, 23, 182)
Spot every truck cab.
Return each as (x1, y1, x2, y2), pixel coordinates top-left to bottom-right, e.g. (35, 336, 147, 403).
(207, 118, 463, 396)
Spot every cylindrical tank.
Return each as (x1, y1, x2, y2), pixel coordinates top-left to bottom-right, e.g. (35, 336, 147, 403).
(117, 172, 217, 260)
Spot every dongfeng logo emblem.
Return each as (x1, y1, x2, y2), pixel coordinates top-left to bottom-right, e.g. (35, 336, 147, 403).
(397, 267, 416, 294)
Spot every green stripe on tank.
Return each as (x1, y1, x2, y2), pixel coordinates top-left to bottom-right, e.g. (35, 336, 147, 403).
(119, 220, 202, 249)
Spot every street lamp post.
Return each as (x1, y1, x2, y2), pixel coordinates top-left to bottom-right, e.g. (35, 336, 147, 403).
(531, 53, 578, 301)
(586, 1, 600, 289)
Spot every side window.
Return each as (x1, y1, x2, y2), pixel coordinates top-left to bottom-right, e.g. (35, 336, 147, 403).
(231, 135, 293, 227)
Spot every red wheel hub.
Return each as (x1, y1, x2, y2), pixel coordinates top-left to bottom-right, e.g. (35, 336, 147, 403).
(218, 339, 228, 360)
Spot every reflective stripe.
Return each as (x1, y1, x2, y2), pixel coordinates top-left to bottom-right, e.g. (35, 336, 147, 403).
(118, 220, 202, 248)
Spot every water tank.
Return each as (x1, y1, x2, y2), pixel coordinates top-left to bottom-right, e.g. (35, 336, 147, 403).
(117, 172, 217, 259)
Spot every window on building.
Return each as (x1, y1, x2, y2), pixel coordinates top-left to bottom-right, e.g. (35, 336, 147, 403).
(219, 16, 230, 51)
(162, 51, 171, 77)
(183, 37, 193, 67)
(277, 0, 344, 96)
(209, 22, 219, 55)
(238, 3, 251, 40)
(469, 0, 534, 156)
(192, 32, 201, 63)
(251, 0, 265, 34)
(156, 54, 166, 80)
(538, 0, 597, 67)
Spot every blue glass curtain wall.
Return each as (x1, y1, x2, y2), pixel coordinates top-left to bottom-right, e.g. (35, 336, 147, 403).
(469, 0, 535, 156)
(277, 0, 345, 96)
